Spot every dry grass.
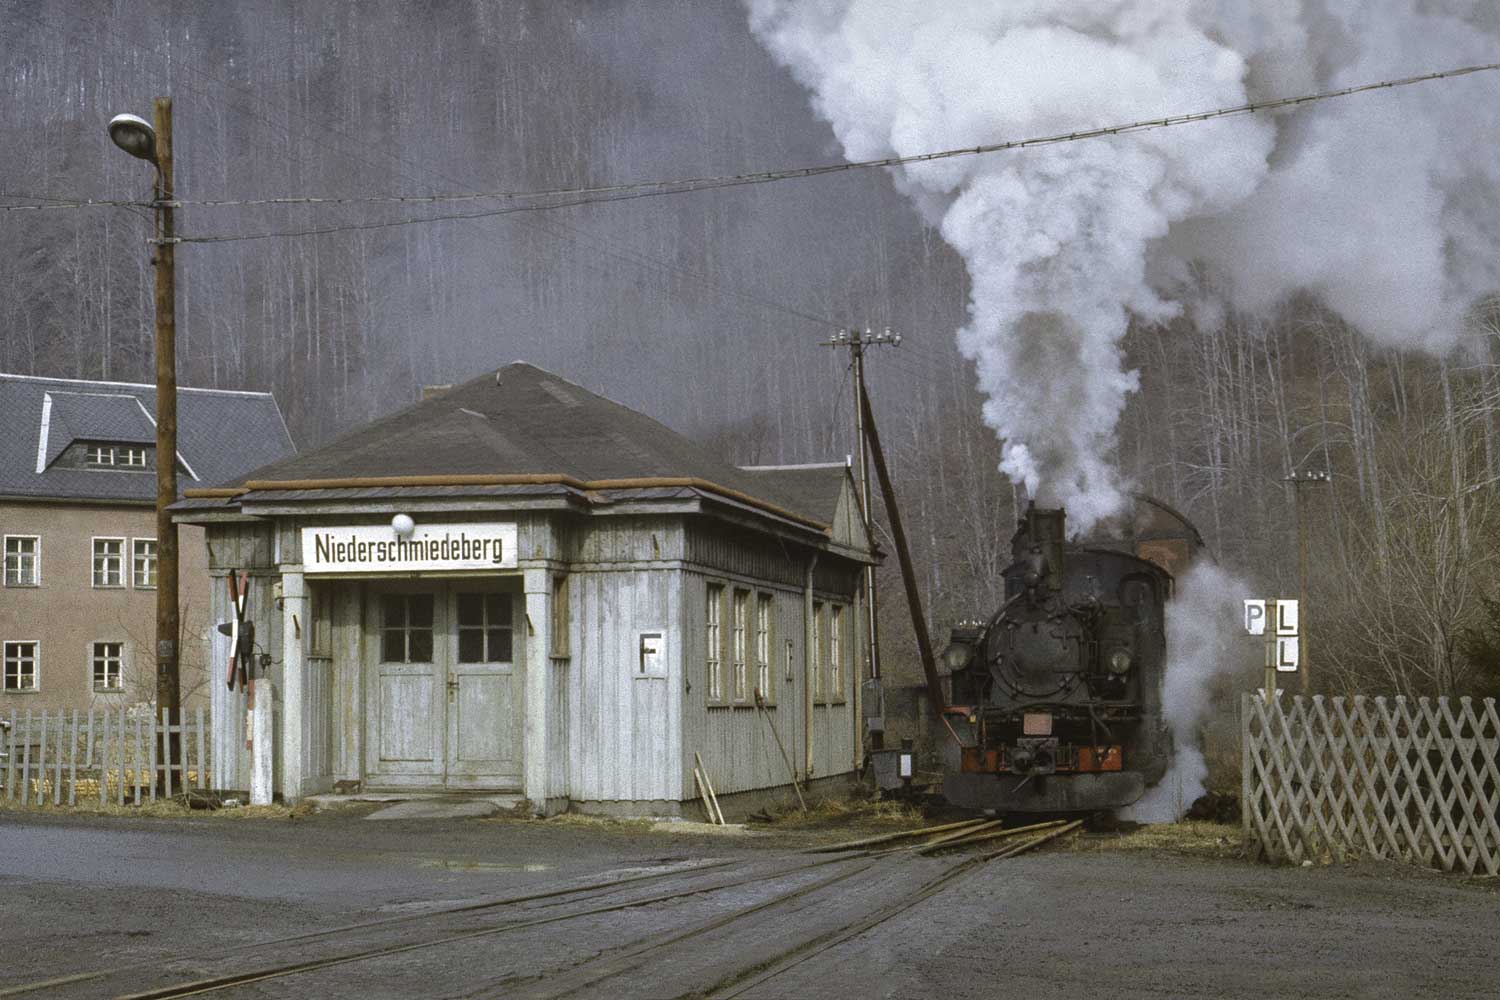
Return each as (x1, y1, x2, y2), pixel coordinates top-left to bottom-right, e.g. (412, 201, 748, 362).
(1073, 821, 1248, 860)
(0, 798, 315, 821)
(754, 794, 923, 830)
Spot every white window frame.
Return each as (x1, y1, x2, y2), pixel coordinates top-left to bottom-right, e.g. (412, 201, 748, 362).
(3, 534, 40, 587)
(755, 592, 773, 705)
(3, 640, 39, 692)
(91, 640, 125, 692)
(132, 537, 158, 589)
(706, 582, 724, 704)
(830, 604, 845, 702)
(92, 536, 126, 588)
(122, 446, 149, 467)
(812, 601, 825, 704)
(731, 588, 749, 703)
(85, 444, 116, 466)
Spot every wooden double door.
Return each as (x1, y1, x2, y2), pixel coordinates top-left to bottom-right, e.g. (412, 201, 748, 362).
(365, 582, 521, 790)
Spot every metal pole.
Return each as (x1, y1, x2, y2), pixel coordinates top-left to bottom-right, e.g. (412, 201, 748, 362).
(1294, 478, 1310, 694)
(152, 97, 182, 766)
(851, 337, 881, 683)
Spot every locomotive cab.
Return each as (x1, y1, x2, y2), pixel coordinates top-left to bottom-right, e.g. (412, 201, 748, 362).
(942, 503, 1176, 813)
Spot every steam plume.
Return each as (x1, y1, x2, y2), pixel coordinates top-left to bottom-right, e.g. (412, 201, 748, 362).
(1122, 561, 1246, 823)
(748, 1, 1500, 530)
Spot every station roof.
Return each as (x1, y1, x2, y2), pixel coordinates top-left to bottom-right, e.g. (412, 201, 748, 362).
(0, 373, 295, 504)
(180, 363, 862, 539)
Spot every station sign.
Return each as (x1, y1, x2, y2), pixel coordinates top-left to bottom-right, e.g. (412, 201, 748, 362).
(1245, 599, 1300, 671)
(302, 522, 517, 575)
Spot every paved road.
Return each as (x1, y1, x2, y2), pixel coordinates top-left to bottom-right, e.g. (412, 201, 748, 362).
(0, 810, 1494, 999)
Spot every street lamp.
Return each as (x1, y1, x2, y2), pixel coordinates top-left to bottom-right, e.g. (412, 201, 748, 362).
(107, 113, 157, 165)
(109, 99, 181, 750)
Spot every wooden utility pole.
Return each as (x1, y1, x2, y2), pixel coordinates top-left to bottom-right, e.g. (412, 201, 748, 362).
(821, 327, 900, 689)
(1283, 470, 1329, 694)
(152, 97, 182, 742)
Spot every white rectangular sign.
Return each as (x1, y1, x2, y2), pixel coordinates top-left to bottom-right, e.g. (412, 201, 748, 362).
(302, 522, 517, 575)
(1244, 600, 1267, 635)
(1276, 636, 1300, 672)
(1276, 599, 1299, 636)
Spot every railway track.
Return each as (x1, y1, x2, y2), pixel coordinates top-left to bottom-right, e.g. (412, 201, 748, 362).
(1, 821, 1079, 1000)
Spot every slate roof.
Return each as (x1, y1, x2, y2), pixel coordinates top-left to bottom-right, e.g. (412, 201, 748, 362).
(204, 363, 849, 530)
(0, 373, 295, 504)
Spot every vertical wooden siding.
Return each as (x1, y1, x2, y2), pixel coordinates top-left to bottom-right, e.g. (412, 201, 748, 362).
(569, 566, 680, 802)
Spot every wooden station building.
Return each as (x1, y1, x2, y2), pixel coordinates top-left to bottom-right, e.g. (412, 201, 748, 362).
(174, 363, 876, 815)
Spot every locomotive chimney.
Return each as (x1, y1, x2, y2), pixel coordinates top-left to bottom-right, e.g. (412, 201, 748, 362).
(1013, 502, 1066, 592)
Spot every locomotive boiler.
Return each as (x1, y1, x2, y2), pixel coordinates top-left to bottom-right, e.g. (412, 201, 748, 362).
(937, 500, 1194, 813)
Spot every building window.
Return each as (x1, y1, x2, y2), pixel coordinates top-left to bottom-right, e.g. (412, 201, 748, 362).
(122, 446, 149, 467)
(830, 604, 844, 700)
(132, 538, 158, 589)
(706, 583, 724, 702)
(457, 593, 513, 663)
(85, 444, 115, 466)
(755, 593, 773, 703)
(812, 601, 825, 703)
(3, 641, 38, 691)
(551, 574, 570, 658)
(380, 594, 434, 663)
(92, 641, 124, 691)
(4, 536, 39, 587)
(92, 538, 125, 588)
(731, 589, 749, 702)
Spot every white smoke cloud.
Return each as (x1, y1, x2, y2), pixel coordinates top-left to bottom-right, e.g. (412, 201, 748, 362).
(748, 1, 1500, 529)
(1122, 560, 1247, 823)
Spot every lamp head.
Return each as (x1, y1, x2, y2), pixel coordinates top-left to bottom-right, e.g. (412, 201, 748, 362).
(391, 513, 416, 539)
(108, 113, 158, 164)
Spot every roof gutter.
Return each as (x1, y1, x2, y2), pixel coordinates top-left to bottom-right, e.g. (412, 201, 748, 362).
(184, 473, 829, 532)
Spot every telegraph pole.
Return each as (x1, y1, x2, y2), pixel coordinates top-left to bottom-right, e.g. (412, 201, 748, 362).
(1283, 470, 1329, 694)
(110, 97, 180, 784)
(822, 327, 900, 689)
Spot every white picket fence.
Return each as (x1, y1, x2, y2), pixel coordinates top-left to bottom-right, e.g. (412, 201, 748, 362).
(1242, 693, 1500, 876)
(1, 706, 211, 806)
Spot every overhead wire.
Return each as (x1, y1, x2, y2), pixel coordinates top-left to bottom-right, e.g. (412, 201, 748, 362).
(152, 59, 1500, 224)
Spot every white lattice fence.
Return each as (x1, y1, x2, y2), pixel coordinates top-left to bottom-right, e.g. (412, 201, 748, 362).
(1242, 694, 1500, 876)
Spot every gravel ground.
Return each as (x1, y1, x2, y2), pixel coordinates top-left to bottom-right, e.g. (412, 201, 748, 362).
(0, 808, 1494, 999)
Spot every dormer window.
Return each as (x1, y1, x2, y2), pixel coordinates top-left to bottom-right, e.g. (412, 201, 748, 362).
(79, 443, 152, 470)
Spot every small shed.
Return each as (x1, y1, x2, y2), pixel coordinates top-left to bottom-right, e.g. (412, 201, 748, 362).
(173, 363, 875, 815)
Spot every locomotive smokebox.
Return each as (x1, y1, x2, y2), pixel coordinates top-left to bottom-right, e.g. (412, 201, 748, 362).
(1014, 503, 1066, 592)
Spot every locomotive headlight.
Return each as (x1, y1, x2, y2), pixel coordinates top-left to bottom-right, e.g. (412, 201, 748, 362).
(1108, 649, 1133, 675)
(940, 638, 973, 673)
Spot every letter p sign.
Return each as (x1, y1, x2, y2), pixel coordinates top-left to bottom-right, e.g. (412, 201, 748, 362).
(1244, 599, 1267, 636)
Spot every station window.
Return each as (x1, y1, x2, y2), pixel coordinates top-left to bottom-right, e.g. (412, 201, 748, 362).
(812, 601, 825, 703)
(830, 604, 844, 700)
(122, 446, 149, 467)
(380, 594, 434, 663)
(132, 538, 157, 589)
(4, 535, 39, 587)
(551, 574, 570, 658)
(3, 641, 38, 691)
(85, 444, 115, 466)
(706, 583, 724, 703)
(92, 538, 125, 588)
(731, 589, 749, 702)
(92, 641, 124, 691)
(755, 593, 773, 704)
(457, 593, 513, 663)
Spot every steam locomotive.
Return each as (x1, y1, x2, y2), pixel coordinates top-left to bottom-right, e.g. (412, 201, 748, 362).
(937, 497, 1203, 813)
